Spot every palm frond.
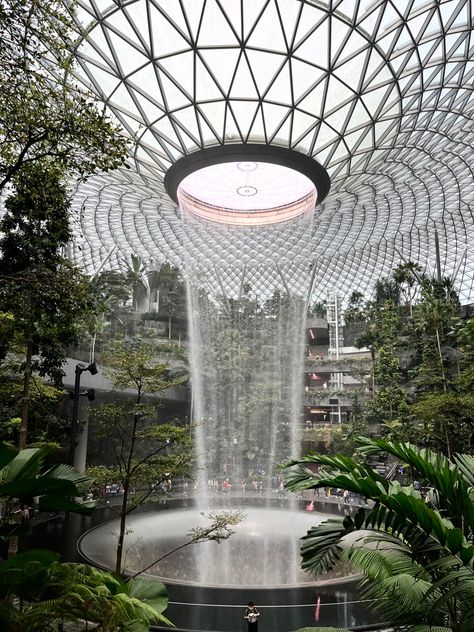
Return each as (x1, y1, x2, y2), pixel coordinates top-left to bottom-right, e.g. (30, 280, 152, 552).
(454, 453, 474, 487)
(299, 517, 350, 574)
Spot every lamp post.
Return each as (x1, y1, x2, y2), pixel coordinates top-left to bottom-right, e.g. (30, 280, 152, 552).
(69, 362, 98, 467)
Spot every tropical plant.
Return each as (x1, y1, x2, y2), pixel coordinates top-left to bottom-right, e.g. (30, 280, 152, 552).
(0, 549, 172, 631)
(285, 437, 474, 632)
(123, 255, 148, 312)
(393, 261, 423, 317)
(0, 442, 94, 540)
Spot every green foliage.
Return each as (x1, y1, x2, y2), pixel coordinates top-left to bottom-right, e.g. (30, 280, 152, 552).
(91, 337, 192, 573)
(411, 392, 474, 456)
(0, 443, 94, 541)
(0, 550, 171, 631)
(285, 437, 474, 632)
(0, 0, 128, 191)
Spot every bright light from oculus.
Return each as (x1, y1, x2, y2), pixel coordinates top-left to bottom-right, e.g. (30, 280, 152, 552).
(177, 161, 317, 226)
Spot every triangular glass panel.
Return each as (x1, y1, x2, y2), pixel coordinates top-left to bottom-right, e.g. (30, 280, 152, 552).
(334, 29, 367, 66)
(78, 39, 112, 68)
(171, 123, 199, 153)
(356, 4, 384, 38)
(297, 79, 327, 118)
(152, 116, 181, 149)
(388, 50, 411, 77)
(215, 0, 242, 38)
(291, 110, 318, 144)
(246, 0, 286, 52)
(275, 0, 302, 46)
(180, 0, 205, 41)
(199, 101, 226, 142)
(325, 102, 354, 134)
(106, 30, 149, 75)
(149, 3, 191, 56)
(228, 101, 259, 140)
(374, 119, 397, 145)
(264, 59, 292, 105)
(129, 65, 165, 107)
(242, 0, 270, 40)
(172, 106, 202, 144)
(160, 137, 184, 160)
(327, 138, 347, 165)
(158, 69, 192, 110)
(333, 0, 357, 23)
(229, 54, 259, 100)
(114, 110, 143, 135)
(105, 8, 147, 52)
(443, 0, 467, 29)
(200, 48, 242, 96)
(128, 87, 164, 124)
(261, 103, 292, 138)
(159, 51, 194, 98)
(406, 12, 430, 42)
(354, 125, 373, 153)
(156, 1, 190, 37)
(195, 55, 226, 102)
(376, 28, 400, 57)
(377, 84, 399, 116)
(334, 49, 371, 91)
(313, 121, 337, 150)
(361, 47, 391, 87)
(342, 128, 364, 153)
(291, 58, 326, 102)
(198, 0, 239, 46)
(270, 113, 292, 146)
(362, 84, 393, 116)
(292, 125, 317, 153)
(330, 158, 350, 181)
(448, 33, 469, 59)
(109, 83, 142, 119)
(245, 49, 286, 96)
(221, 103, 240, 143)
(344, 98, 370, 132)
(325, 75, 354, 112)
(329, 14, 352, 62)
(294, 15, 329, 70)
(87, 64, 121, 96)
(247, 104, 266, 142)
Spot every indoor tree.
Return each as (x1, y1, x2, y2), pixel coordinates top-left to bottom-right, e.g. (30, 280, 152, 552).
(0, 162, 97, 448)
(89, 337, 192, 573)
(0, 0, 128, 191)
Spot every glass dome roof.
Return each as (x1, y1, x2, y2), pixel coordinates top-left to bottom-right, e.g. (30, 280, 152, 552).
(63, 0, 473, 303)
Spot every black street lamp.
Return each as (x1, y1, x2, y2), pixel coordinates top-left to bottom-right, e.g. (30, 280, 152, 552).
(69, 362, 98, 466)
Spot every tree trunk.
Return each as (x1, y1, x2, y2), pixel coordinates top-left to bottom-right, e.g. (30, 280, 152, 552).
(435, 326, 446, 391)
(370, 348, 376, 399)
(115, 480, 129, 574)
(19, 340, 33, 449)
(168, 315, 172, 339)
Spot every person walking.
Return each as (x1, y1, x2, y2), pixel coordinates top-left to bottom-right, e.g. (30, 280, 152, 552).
(244, 601, 260, 631)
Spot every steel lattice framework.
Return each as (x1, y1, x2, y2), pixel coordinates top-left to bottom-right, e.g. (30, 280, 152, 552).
(65, 0, 474, 303)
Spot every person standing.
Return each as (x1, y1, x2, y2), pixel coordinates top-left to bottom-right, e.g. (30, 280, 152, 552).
(244, 601, 260, 631)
